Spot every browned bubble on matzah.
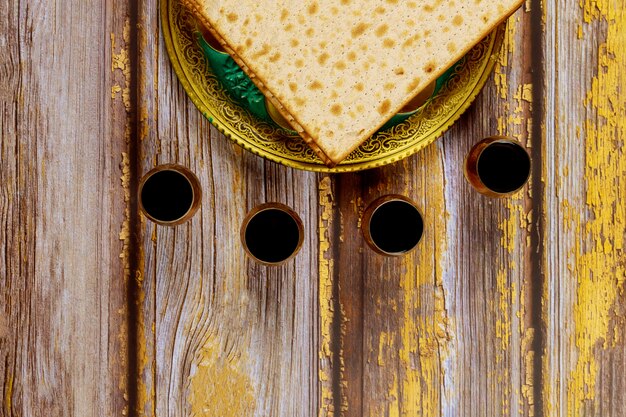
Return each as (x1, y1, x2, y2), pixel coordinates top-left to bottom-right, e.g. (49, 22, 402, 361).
(183, 0, 523, 166)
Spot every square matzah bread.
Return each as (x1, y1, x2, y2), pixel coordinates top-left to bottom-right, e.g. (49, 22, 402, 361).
(183, 0, 523, 166)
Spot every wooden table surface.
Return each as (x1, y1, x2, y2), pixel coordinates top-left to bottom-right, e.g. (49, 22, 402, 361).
(1, 0, 624, 416)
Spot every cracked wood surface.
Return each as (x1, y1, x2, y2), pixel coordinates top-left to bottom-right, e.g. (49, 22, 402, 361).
(1, 0, 624, 416)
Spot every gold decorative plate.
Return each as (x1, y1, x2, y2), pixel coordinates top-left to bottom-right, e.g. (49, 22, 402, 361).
(161, 0, 506, 173)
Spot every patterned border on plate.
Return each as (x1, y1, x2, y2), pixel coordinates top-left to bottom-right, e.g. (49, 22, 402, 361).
(161, 0, 505, 173)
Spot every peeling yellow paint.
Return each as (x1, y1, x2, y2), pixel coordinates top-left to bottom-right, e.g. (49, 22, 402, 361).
(111, 19, 131, 111)
(111, 50, 131, 110)
(119, 152, 131, 204)
(398, 258, 427, 416)
(495, 197, 529, 416)
(519, 83, 533, 104)
(499, 198, 529, 255)
(318, 176, 336, 417)
(495, 268, 512, 351)
(111, 37, 128, 73)
(120, 150, 151, 415)
(134, 255, 151, 417)
(522, 347, 535, 413)
(494, 20, 518, 100)
(118, 149, 132, 413)
(114, 16, 133, 413)
(495, 26, 534, 176)
(566, 2, 626, 416)
(524, 0, 532, 13)
(111, 84, 122, 99)
(493, 19, 535, 413)
(136, 19, 150, 142)
(3, 373, 12, 415)
(114, 18, 153, 415)
(612, 322, 623, 346)
(377, 331, 391, 366)
(394, 152, 450, 417)
(397, 253, 450, 417)
(387, 374, 399, 417)
(117, 313, 129, 417)
(114, 17, 133, 409)
(188, 338, 256, 416)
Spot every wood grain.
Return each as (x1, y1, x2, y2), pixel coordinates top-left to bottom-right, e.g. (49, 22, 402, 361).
(1, 1, 130, 416)
(316, 6, 539, 416)
(130, 2, 320, 416)
(1, 0, 624, 416)
(542, 1, 626, 416)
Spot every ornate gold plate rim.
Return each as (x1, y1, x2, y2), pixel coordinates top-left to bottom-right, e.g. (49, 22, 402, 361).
(161, 0, 506, 173)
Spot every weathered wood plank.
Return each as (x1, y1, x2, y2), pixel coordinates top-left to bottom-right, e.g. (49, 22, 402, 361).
(134, 1, 321, 415)
(316, 5, 540, 416)
(438, 6, 539, 416)
(542, 1, 626, 416)
(1, 1, 130, 416)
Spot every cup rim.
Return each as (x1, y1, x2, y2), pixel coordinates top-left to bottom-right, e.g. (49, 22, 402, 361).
(464, 136, 531, 198)
(361, 195, 424, 256)
(240, 202, 305, 265)
(138, 164, 202, 226)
